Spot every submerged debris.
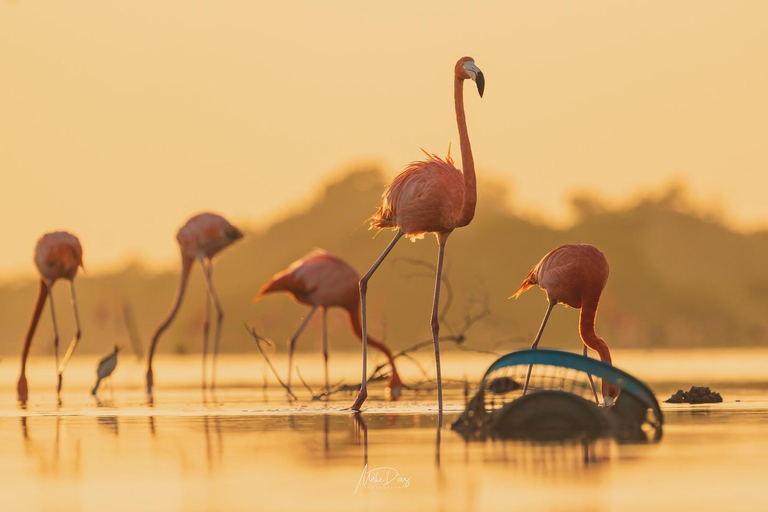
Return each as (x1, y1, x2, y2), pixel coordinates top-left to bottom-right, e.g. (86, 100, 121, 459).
(487, 376, 521, 395)
(665, 386, 723, 404)
(452, 349, 664, 443)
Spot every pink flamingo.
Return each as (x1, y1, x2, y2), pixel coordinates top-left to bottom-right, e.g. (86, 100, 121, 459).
(145, 212, 243, 395)
(17, 231, 84, 403)
(256, 249, 403, 399)
(353, 56, 485, 412)
(511, 243, 619, 404)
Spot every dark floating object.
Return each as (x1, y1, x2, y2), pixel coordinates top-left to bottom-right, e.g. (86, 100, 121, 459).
(452, 349, 663, 443)
(665, 386, 723, 404)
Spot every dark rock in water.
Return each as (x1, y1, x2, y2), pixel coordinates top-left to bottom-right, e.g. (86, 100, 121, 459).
(666, 390, 687, 403)
(665, 386, 723, 404)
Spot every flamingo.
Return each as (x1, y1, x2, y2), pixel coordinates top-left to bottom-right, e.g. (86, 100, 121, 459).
(353, 56, 485, 412)
(145, 212, 243, 395)
(17, 231, 84, 404)
(256, 249, 403, 399)
(511, 243, 619, 405)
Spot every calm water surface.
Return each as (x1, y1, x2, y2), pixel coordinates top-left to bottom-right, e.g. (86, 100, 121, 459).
(1, 350, 767, 511)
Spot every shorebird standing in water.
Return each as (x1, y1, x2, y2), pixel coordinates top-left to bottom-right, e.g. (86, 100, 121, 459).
(92, 346, 120, 396)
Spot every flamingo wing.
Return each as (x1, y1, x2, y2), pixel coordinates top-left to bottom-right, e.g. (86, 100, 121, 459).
(371, 152, 464, 237)
(257, 250, 359, 307)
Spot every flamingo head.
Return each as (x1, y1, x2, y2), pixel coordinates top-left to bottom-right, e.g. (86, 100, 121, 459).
(387, 370, 404, 401)
(602, 380, 620, 407)
(455, 56, 484, 98)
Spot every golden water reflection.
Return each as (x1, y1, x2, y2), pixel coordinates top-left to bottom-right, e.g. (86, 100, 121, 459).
(2, 351, 768, 510)
(2, 401, 768, 511)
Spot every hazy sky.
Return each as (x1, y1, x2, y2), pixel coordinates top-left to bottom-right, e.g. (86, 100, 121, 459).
(1, 1, 767, 278)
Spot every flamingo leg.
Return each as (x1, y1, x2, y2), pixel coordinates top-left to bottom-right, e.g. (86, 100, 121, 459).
(583, 345, 600, 404)
(522, 301, 555, 396)
(146, 255, 194, 396)
(201, 260, 212, 390)
(57, 281, 82, 394)
(199, 259, 224, 390)
(286, 305, 318, 394)
(322, 307, 329, 396)
(48, 283, 60, 379)
(430, 236, 448, 421)
(352, 231, 403, 411)
(18, 280, 49, 404)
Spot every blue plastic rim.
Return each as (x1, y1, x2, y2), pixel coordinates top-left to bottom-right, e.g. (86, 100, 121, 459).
(482, 349, 663, 420)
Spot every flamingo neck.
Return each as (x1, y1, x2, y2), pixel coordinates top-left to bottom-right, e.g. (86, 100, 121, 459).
(347, 306, 397, 368)
(579, 299, 612, 364)
(146, 255, 194, 365)
(455, 75, 477, 227)
(19, 279, 49, 375)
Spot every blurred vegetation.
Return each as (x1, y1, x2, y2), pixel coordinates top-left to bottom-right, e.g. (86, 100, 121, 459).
(0, 167, 765, 357)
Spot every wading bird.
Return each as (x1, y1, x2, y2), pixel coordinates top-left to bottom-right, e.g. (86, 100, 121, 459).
(256, 250, 403, 399)
(17, 231, 84, 403)
(354, 56, 485, 412)
(511, 244, 619, 404)
(92, 346, 120, 396)
(145, 212, 243, 395)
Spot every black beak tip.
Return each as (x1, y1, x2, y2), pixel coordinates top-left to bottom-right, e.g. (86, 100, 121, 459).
(476, 71, 485, 98)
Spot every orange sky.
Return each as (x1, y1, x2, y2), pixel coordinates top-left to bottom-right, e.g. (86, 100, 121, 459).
(2, 1, 767, 278)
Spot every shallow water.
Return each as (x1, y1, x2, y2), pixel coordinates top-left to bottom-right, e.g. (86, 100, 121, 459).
(1, 350, 767, 511)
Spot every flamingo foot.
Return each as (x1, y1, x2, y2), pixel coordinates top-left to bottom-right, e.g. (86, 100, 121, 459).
(350, 388, 368, 411)
(146, 368, 154, 395)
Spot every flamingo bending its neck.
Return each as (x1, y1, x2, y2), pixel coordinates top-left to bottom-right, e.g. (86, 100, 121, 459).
(17, 231, 84, 404)
(511, 243, 619, 405)
(145, 212, 243, 396)
(353, 56, 485, 413)
(256, 249, 403, 399)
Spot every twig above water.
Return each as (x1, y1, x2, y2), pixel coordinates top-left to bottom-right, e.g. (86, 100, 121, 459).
(245, 324, 297, 400)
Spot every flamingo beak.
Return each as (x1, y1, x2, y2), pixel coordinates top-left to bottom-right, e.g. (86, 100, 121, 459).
(475, 71, 485, 98)
(463, 61, 485, 98)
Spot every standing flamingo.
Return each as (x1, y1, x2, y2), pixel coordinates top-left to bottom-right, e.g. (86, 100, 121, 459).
(353, 56, 485, 412)
(511, 243, 619, 405)
(256, 249, 403, 399)
(17, 231, 84, 404)
(145, 212, 243, 395)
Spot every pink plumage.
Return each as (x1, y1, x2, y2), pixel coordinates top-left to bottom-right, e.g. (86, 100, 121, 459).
(258, 250, 360, 308)
(34, 231, 84, 283)
(371, 151, 466, 238)
(176, 212, 244, 260)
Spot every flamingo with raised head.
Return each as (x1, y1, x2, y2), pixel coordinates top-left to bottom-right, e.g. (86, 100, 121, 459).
(145, 212, 243, 395)
(353, 56, 485, 412)
(511, 243, 619, 405)
(256, 249, 403, 399)
(17, 231, 84, 404)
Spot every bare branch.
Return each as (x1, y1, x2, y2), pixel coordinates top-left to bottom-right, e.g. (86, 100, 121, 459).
(295, 367, 315, 397)
(244, 324, 297, 400)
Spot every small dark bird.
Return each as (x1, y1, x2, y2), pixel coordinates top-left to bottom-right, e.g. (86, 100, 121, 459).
(92, 346, 120, 396)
